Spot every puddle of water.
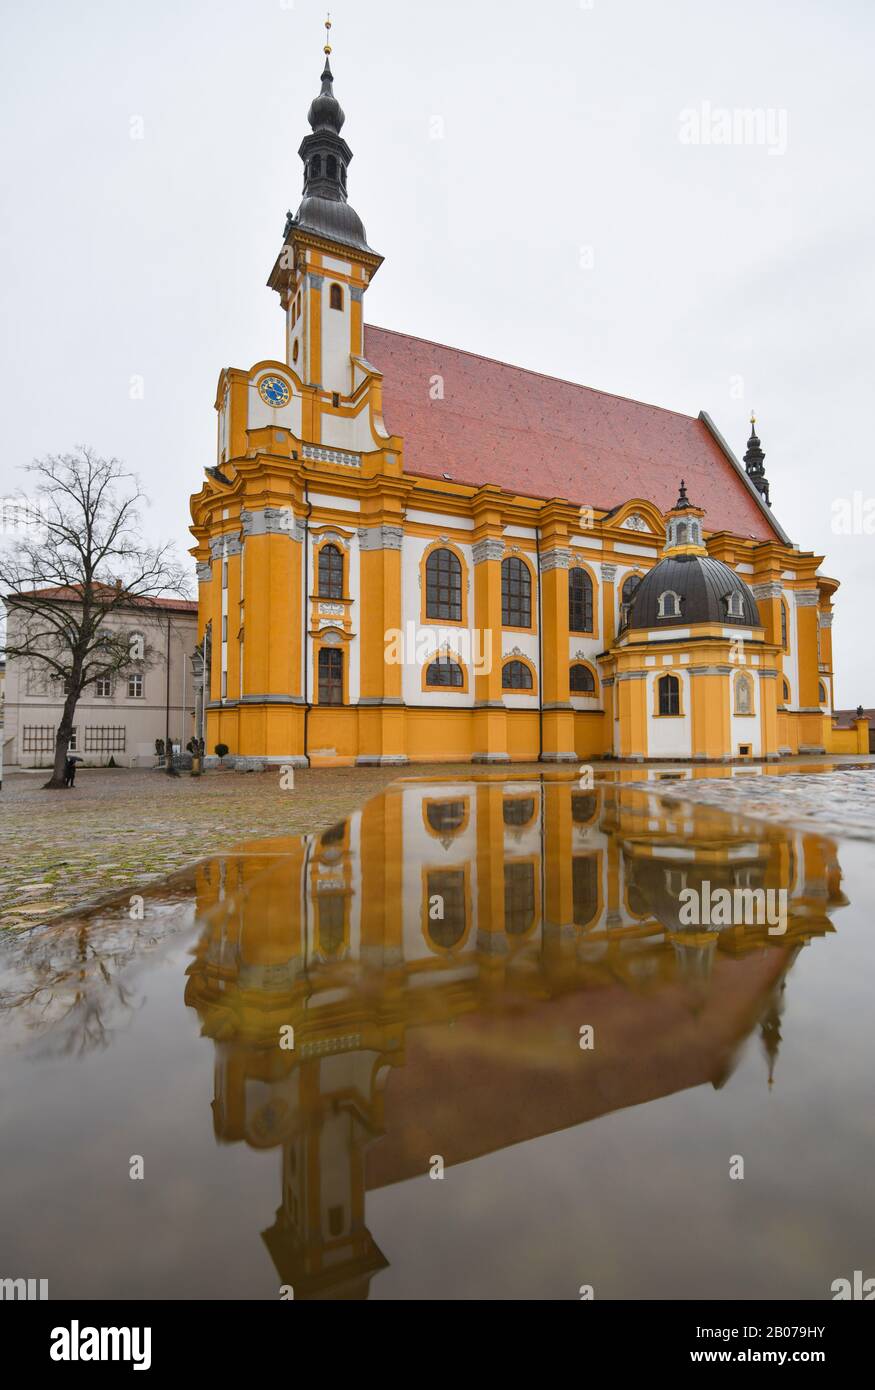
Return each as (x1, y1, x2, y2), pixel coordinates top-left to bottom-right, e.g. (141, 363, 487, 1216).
(1, 776, 873, 1301)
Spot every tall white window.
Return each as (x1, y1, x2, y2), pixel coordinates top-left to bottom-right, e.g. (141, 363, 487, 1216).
(127, 673, 144, 699)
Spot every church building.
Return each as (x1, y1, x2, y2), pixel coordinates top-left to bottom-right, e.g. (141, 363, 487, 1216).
(190, 27, 856, 768)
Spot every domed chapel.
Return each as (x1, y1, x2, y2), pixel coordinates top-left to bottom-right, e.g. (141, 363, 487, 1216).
(189, 25, 849, 767)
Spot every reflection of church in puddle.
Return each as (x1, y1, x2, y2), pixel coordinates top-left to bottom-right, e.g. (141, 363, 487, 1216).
(185, 779, 847, 1298)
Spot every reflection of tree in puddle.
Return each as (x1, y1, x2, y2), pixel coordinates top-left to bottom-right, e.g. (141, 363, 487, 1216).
(0, 896, 193, 1056)
(182, 781, 848, 1299)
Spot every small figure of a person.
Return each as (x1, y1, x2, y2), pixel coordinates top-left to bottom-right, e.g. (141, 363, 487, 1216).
(64, 755, 77, 788)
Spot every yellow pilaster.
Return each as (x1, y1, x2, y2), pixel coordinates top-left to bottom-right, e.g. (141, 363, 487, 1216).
(472, 508, 507, 762)
(540, 545, 576, 762)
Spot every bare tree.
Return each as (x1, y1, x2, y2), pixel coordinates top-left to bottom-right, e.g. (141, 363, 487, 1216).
(0, 448, 189, 788)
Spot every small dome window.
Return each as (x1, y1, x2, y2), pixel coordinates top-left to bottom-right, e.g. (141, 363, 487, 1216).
(657, 590, 681, 619)
(726, 592, 745, 618)
(310, 155, 322, 178)
(326, 155, 338, 179)
(329, 283, 344, 311)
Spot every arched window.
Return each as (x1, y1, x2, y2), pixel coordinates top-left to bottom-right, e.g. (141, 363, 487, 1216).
(658, 673, 680, 715)
(425, 547, 462, 621)
(569, 566, 594, 633)
(425, 656, 464, 688)
(572, 793, 597, 824)
(426, 869, 466, 949)
(426, 800, 466, 834)
(310, 155, 322, 178)
(318, 543, 343, 598)
(503, 797, 535, 826)
(572, 856, 599, 928)
(570, 663, 595, 693)
(658, 591, 681, 618)
(504, 862, 535, 936)
(676, 522, 688, 545)
(780, 600, 788, 651)
(502, 659, 533, 690)
(326, 155, 337, 179)
(620, 573, 640, 628)
(726, 592, 744, 618)
(318, 647, 343, 705)
(818, 681, 827, 703)
(734, 671, 753, 715)
(317, 896, 345, 957)
(782, 678, 791, 704)
(329, 282, 343, 310)
(502, 557, 531, 627)
(340, 163, 347, 187)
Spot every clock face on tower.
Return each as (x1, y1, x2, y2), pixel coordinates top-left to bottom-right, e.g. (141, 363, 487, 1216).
(258, 375, 291, 408)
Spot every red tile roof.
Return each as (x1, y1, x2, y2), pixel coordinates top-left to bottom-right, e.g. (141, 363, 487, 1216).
(364, 325, 781, 542)
(7, 585, 197, 613)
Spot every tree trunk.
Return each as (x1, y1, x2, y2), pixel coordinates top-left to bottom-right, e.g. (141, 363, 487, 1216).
(44, 681, 81, 789)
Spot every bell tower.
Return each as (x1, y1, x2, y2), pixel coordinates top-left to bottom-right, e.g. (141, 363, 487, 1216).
(267, 18, 383, 410)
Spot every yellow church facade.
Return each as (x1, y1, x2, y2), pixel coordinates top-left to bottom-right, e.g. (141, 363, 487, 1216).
(190, 35, 861, 769)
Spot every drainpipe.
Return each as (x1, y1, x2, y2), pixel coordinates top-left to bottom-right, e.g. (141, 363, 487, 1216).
(303, 481, 312, 764)
(535, 529, 543, 762)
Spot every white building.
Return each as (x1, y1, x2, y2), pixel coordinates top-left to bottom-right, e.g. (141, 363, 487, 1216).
(2, 593, 198, 769)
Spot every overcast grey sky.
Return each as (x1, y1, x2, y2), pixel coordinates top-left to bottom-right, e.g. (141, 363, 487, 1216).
(1, 0, 873, 702)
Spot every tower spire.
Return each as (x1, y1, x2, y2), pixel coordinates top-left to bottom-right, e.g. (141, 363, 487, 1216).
(744, 412, 771, 506)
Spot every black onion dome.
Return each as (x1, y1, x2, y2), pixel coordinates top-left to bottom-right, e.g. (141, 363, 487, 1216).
(292, 194, 370, 252)
(307, 58, 345, 133)
(627, 555, 760, 629)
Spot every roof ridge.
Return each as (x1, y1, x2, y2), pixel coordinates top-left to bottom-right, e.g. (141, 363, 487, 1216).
(365, 323, 700, 424)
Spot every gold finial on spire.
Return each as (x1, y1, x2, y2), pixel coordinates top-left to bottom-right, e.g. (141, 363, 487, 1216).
(750, 410, 756, 428)
(324, 13, 332, 55)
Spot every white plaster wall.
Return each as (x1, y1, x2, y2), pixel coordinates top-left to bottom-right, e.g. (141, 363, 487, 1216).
(401, 530, 475, 707)
(645, 669, 692, 757)
(730, 672, 761, 755)
(321, 273, 352, 395)
(401, 783, 479, 962)
(783, 587, 800, 707)
(247, 375, 302, 436)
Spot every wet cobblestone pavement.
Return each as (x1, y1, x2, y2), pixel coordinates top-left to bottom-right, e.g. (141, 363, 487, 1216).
(0, 765, 457, 931)
(636, 765, 875, 842)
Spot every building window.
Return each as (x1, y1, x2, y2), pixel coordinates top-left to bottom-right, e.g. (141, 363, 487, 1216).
(502, 659, 533, 690)
(425, 656, 463, 688)
(95, 677, 113, 698)
(572, 855, 599, 928)
(426, 800, 466, 835)
(658, 673, 680, 715)
(222, 615, 228, 642)
(425, 548, 462, 621)
(310, 155, 322, 178)
(22, 725, 56, 753)
(734, 672, 753, 715)
(318, 648, 343, 705)
(570, 663, 596, 694)
(676, 522, 688, 545)
(620, 573, 640, 628)
(426, 869, 466, 949)
(782, 678, 790, 704)
(504, 862, 535, 936)
(726, 592, 744, 618)
(221, 671, 227, 699)
(329, 283, 343, 310)
(657, 591, 681, 619)
(332, 392, 340, 408)
(318, 543, 344, 599)
(292, 339, 299, 363)
(317, 896, 345, 957)
(222, 559, 228, 590)
(127, 673, 144, 699)
(781, 600, 788, 651)
(571, 793, 596, 823)
(502, 557, 531, 627)
(569, 567, 594, 633)
(818, 681, 827, 703)
(84, 726, 126, 753)
(503, 797, 534, 827)
(326, 155, 337, 180)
